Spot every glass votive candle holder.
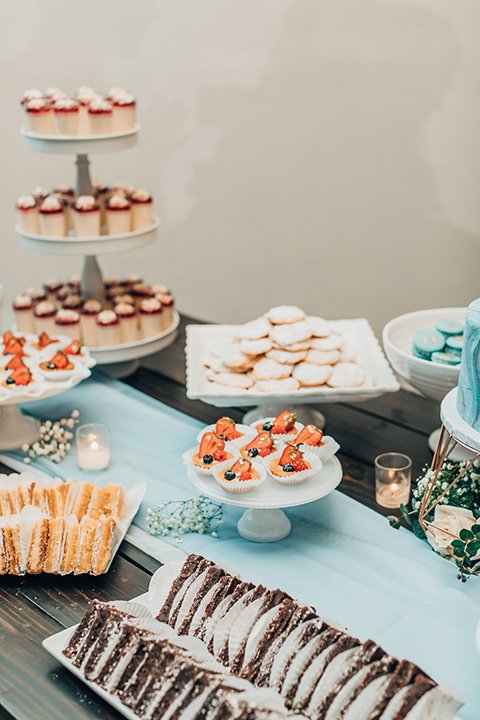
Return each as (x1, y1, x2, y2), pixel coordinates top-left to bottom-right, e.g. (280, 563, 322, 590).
(375, 452, 412, 508)
(76, 423, 110, 473)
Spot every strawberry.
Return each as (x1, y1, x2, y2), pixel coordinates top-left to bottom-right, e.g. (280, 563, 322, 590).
(8, 366, 32, 386)
(3, 331, 13, 346)
(271, 411, 296, 434)
(279, 444, 309, 472)
(37, 332, 59, 349)
(50, 353, 69, 369)
(244, 432, 274, 458)
(63, 339, 82, 355)
(198, 432, 226, 463)
(5, 356, 25, 371)
(231, 458, 253, 480)
(3, 338, 26, 356)
(295, 424, 323, 447)
(215, 416, 241, 440)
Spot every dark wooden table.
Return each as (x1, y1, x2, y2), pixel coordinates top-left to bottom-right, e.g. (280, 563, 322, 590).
(0, 314, 441, 720)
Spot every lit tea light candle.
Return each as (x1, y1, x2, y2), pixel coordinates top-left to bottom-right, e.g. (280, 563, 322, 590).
(76, 423, 110, 472)
(375, 453, 411, 508)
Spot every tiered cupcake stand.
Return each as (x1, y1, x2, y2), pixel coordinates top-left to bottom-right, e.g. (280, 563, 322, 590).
(16, 125, 179, 377)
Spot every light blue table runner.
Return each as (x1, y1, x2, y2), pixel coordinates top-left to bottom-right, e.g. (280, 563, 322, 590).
(4, 370, 479, 719)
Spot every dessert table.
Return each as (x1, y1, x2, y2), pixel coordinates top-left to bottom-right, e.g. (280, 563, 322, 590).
(0, 314, 477, 720)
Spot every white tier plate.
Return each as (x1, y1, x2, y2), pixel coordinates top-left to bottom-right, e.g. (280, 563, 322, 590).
(16, 214, 159, 255)
(441, 387, 480, 453)
(89, 310, 180, 365)
(0, 357, 95, 406)
(187, 455, 342, 509)
(21, 124, 140, 154)
(186, 319, 399, 407)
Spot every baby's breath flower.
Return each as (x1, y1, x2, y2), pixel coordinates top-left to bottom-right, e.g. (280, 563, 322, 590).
(146, 495, 223, 542)
(21, 410, 80, 463)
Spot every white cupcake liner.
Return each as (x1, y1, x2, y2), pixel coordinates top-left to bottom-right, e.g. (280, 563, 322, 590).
(297, 435, 340, 462)
(250, 416, 304, 440)
(213, 459, 266, 495)
(196, 423, 256, 449)
(182, 443, 240, 477)
(37, 360, 78, 382)
(238, 437, 285, 467)
(266, 449, 322, 485)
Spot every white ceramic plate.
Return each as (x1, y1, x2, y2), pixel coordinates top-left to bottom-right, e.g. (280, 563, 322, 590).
(21, 123, 140, 154)
(187, 455, 342, 509)
(186, 319, 399, 407)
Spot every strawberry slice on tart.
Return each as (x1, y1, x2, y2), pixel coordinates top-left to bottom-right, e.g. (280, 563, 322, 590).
(242, 431, 275, 459)
(215, 416, 242, 441)
(3, 337, 26, 357)
(33, 331, 60, 350)
(3, 355, 26, 371)
(256, 410, 298, 435)
(63, 339, 83, 356)
(39, 351, 74, 373)
(295, 424, 324, 447)
(279, 443, 310, 472)
(3, 365, 33, 387)
(225, 457, 254, 481)
(191, 432, 234, 469)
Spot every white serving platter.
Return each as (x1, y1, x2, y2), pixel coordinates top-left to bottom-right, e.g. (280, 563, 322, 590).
(21, 124, 140, 154)
(16, 214, 160, 255)
(186, 319, 399, 407)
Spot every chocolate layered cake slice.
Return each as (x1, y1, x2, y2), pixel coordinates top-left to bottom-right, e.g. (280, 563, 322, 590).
(165, 557, 216, 628)
(132, 660, 198, 719)
(364, 660, 429, 720)
(291, 632, 360, 712)
(119, 644, 178, 708)
(380, 674, 437, 719)
(83, 613, 132, 681)
(156, 554, 214, 623)
(110, 635, 159, 695)
(255, 606, 319, 688)
(167, 672, 221, 720)
(307, 639, 386, 720)
(176, 565, 227, 635)
(193, 575, 242, 640)
(204, 580, 256, 652)
(64, 601, 124, 662)
(214, 585, 269, 663)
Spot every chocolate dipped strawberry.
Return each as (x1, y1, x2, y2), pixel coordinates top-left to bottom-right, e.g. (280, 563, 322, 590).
(295, 424, 324, 447)
(215, 416, 242, 441)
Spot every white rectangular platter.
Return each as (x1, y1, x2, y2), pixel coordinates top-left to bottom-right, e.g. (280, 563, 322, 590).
(186, 319, 399, 407)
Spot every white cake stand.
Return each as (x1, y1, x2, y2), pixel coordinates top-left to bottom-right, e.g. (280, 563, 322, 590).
(20, 125, 140, 154)
(0, 361, 94, 451)
(440, 387, 480, 454)
(187, 456, 342, 542)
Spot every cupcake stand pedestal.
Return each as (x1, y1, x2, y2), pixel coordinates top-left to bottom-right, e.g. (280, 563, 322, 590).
(17, 127, 178, 377)
(187, 457, 342, 542)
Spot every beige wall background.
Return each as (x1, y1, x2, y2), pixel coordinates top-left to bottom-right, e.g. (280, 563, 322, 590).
(1, 0, 480, 336)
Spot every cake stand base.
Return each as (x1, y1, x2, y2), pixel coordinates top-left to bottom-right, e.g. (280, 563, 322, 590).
(99, 359, 140, 378)
(242, 405, 326, 430)
(0, 405, 40, 450)
(237, 508, 291, 543)
(428, 427, 476, 461)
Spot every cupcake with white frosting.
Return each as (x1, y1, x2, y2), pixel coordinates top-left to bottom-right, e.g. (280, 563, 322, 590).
(52, 98, 79, 135)
(74, 85, 100, 134)
(96, 310, 120, 345)
(105, 194, 131, 234)
(43, 278, 63, 304)
(156, 293, 175, 330)
(13, 295, 35, 333)
(131, 188, 153, 230)
(34, 301, 57, 335)
(25, 98, 54, 135)
(62, 294, 82, 311)
(32, 186, 49, 205)
(111, 93, 136, 132)
(44, 87, 67, 102)
(72, 195, 101, 236)
(139, 298, 163, 338)
(16, 195, 40, 234)
(54, 309, 81, 341)
(80, 299, 102, 346)
(39, 195, 66, 236)
(115, 302, 138, 343)
(88, 99, 113, 134)
(21, 89, 43, 107)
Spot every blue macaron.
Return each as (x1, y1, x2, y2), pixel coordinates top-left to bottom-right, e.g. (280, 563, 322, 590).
(435, 319, 464, 337)
(431, 351, 461, 366)
(412, 329, 445, 356)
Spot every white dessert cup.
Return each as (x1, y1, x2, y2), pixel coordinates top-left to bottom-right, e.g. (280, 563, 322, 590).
(53, 110, 79, 135)
(34, 314, 57, 336)
(96, 319, 121, 346)
(131, 201, 153, 230)
(18, 208, 41, 234)
(118, 314, 138, 344)
(106, 208, 132, 235)
(213, 460, 266, 495)
(26, 108, 55, 135)
(160, 301, 174, 330)
(73, 209, 101, 237)
(297, 435, 340, 462)
(139, 310, 163, 339)
(54, 321, 81, 342)
(39, 210, 66, 237)
(88, 110, 112, 135)
(266, 449, 322, 485)
(182, 444, 240, 477)
(77, 104, 90, 134)
(14, 308, 35, 334)
(38, 362, 77, 382)
(112, 104, 136, 132)
(80, 314, 99, 346)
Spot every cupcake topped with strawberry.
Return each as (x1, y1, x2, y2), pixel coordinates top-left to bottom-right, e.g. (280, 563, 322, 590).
(294, 424, 340, 463)
(240, 431, 277, 462)
(268, 443, 321, 485)
(294, 424, 324, 448)
(254, 410, 303, 437)
(196, 417, 255, 448)
(214, 456, 266, 495)
(183, 431, 238, 476)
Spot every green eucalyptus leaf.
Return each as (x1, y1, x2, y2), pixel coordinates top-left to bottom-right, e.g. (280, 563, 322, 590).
(451, 539, 465, 552)
(412, 520, 426, 539)
(459, 528, 474, 541)
(463, 555, 472, 568)
(400, 504, 412, 526)
(471, 524, 480, 534)
(387, 516, 400, 529)
(466, 541, 480, 555)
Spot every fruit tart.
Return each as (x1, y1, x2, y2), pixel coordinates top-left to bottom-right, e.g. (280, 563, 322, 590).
(196, 416, 255, 448)
(239, 431, 278, 464)
(62, 339, 83, 356)
(2, 333, 27, 358)
(293, 423, 340, 462)
(2, 365, 34, 389)
(32, 331, 60, 351)
(214, 457, 266, 495)
(253, 410, 303, 437)
(183, 432, 239, 476)
(38, 351, 75, 380)
(268, 443, 321, 485)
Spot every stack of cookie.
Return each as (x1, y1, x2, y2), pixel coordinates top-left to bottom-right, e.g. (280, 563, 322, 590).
(204, 306, 369, 393)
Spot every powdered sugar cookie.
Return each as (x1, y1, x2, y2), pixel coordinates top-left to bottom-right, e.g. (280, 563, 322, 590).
(292, 362, 332, 386)
(208, 372, 255, 389)
(210, 340, 241, 358)
(252, 357, 293, 381)
(266, 305, 306, 325)
(339, 343, 356, 362)
(327, 362, 365, 388)
(269, 321, 312, 347)
(267, 348, 307, 364)
(305, 349, 341, 366)
(255, 378, 300, 393)
(204, 354, 243, 374)
(236, 316, 271, 340)
(221, 346, 254, 370)
(240, 337, 272, 356)
(271, 340, 311, 352)
(310, 335, 343, 351)
(306, 316, 330, 338)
